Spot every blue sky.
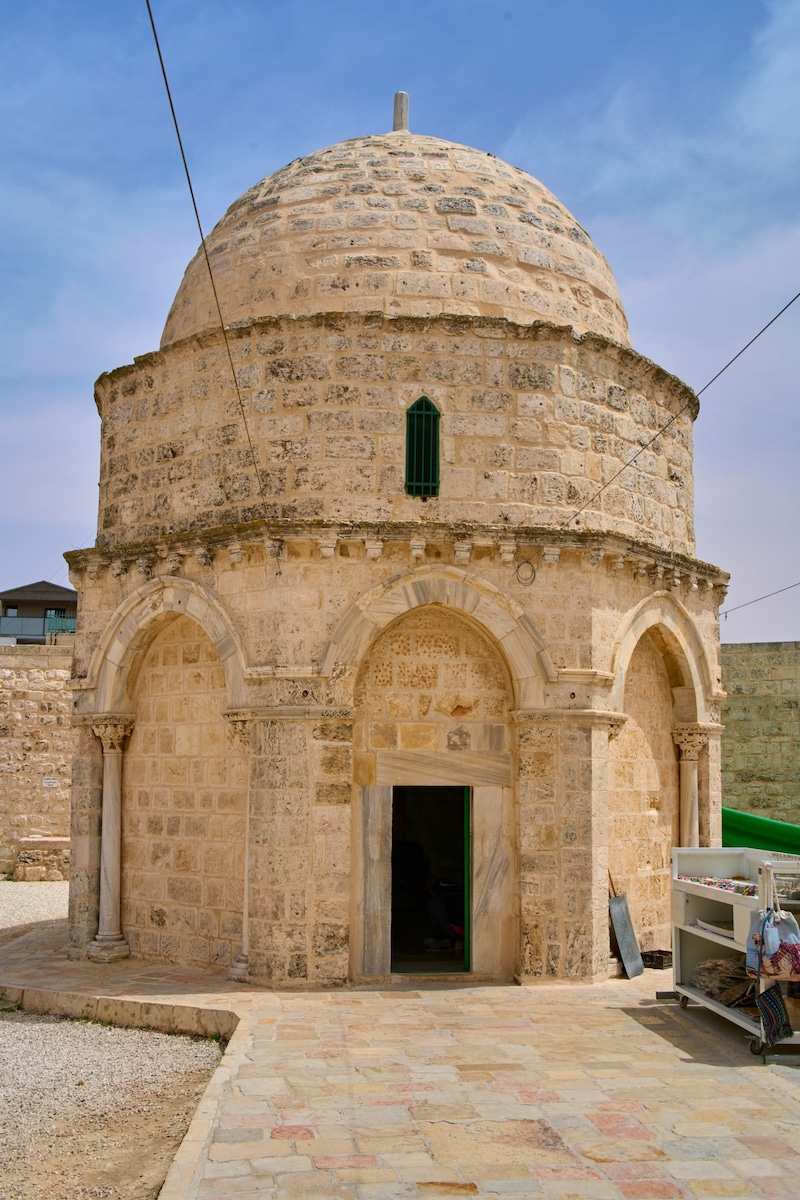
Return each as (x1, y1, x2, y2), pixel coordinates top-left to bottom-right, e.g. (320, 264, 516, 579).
(1, 0, 798, 641)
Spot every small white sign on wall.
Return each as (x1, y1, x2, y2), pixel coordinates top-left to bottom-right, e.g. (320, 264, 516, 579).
(42, 776, 59, 788)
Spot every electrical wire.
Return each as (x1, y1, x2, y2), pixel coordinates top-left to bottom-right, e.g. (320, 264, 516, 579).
(144, 0, 270, 524)
(560, 289, 800, 530)
(720, 580, 800, 620)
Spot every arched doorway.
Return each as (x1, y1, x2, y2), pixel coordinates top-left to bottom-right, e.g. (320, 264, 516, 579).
(609, 629, 680, 950)
(351, 604, 516, 981)
(120, 613, 246, 968)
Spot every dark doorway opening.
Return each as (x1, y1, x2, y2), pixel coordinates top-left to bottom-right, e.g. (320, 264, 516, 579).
(390, 785, 470, 973)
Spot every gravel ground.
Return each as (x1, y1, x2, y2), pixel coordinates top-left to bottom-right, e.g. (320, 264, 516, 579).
(0, 884, 223, 1199)
(0, 879, 69, 946)
(0, 1011, 222, 1200)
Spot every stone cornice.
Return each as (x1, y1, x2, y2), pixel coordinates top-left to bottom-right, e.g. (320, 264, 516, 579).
(512, 709, 628, 729)
(66, 521, 729, 591)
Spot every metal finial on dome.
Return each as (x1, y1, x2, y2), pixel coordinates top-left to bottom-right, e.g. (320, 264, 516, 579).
(393, 91, 409, 132)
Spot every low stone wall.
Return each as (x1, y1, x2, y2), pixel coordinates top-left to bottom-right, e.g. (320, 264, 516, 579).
(0, 644, 74, 877)
(12, 835, 71, 881)
(721, 642, 800, 824)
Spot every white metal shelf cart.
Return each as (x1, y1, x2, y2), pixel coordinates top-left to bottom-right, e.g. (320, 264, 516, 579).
(672, 847, 800, 1054)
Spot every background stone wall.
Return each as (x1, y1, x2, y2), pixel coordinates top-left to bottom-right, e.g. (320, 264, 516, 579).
(0, 643, 73, 878)
(721, 641, 800, 823)
(94, 313, 697, 556)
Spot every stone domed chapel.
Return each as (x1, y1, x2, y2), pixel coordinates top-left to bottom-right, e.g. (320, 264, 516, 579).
(66, 98, 727, 986)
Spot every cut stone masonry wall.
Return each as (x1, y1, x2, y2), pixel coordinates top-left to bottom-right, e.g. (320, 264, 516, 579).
(94, 314, 698, 556)
(721, 641, 800, 824)
(0, 644, 73, 879)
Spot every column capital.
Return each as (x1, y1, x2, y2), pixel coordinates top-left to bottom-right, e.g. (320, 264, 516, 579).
(91, 715, 134, 754)
(224, 710, 257, 746)
(672, 723, 710, 760)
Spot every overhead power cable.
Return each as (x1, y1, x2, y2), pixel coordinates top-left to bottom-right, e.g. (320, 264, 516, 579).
(144, 0, 270, 525)
(560, 289, 800, 530)
(720, 579, 800, 620)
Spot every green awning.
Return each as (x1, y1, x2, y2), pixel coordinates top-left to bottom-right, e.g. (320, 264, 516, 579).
(722, 806, 800, 854)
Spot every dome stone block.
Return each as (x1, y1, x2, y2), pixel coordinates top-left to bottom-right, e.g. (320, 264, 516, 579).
(161, 133, 630, 349)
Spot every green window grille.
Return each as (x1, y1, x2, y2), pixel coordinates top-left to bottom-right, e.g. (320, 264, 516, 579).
(405, 396, 440, 496)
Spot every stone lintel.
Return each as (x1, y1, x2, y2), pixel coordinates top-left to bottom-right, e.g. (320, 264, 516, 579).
(375, 749, 512, 787)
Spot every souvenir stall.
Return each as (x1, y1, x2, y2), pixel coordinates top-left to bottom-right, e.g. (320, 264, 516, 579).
(672, 847, 800, 1053)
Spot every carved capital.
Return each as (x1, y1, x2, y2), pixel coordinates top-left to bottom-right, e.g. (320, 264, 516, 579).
(672, 724, 710, 760)
(608, 714, 627, 741)
(92, 716, 134, 754)
(111, 560, 128, 578)
(225, 713, 252, 747)
(194, 545, 213, 568)
(136, 556, 154, 579)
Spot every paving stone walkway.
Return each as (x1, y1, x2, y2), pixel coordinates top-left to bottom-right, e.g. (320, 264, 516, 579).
(2, 924, 800, 1199)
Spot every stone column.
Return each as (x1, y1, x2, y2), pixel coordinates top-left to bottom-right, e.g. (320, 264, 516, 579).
(672, 725, 710, 848)
(87, 715, 134, 962)
(225, 713, 253, 982)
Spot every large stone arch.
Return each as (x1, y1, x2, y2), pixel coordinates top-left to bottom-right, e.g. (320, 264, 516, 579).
(321, 565, 554, 710)
(85, 577, 247, 714)
(608, 591, 718, 948)
(341, 571, 536, 983)
(610, 591, 715, 722)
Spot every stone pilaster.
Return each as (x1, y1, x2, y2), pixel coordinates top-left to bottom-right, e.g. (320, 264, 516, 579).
(515, 711, 615, 982)
(248, 713, 351, 986)
(87, 715, 134, 963)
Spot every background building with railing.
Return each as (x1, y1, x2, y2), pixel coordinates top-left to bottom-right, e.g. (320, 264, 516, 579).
(0, 580, 77, 645)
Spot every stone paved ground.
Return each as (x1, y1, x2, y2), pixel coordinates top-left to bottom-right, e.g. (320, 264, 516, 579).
(2, 924, 800, 1199)
(172, 984, 800, 1200)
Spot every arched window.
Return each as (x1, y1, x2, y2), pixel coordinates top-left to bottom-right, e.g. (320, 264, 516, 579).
(405, 396, 440, 497)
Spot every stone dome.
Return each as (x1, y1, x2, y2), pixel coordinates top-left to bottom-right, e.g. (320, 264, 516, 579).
(161, 131, 630, 349)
